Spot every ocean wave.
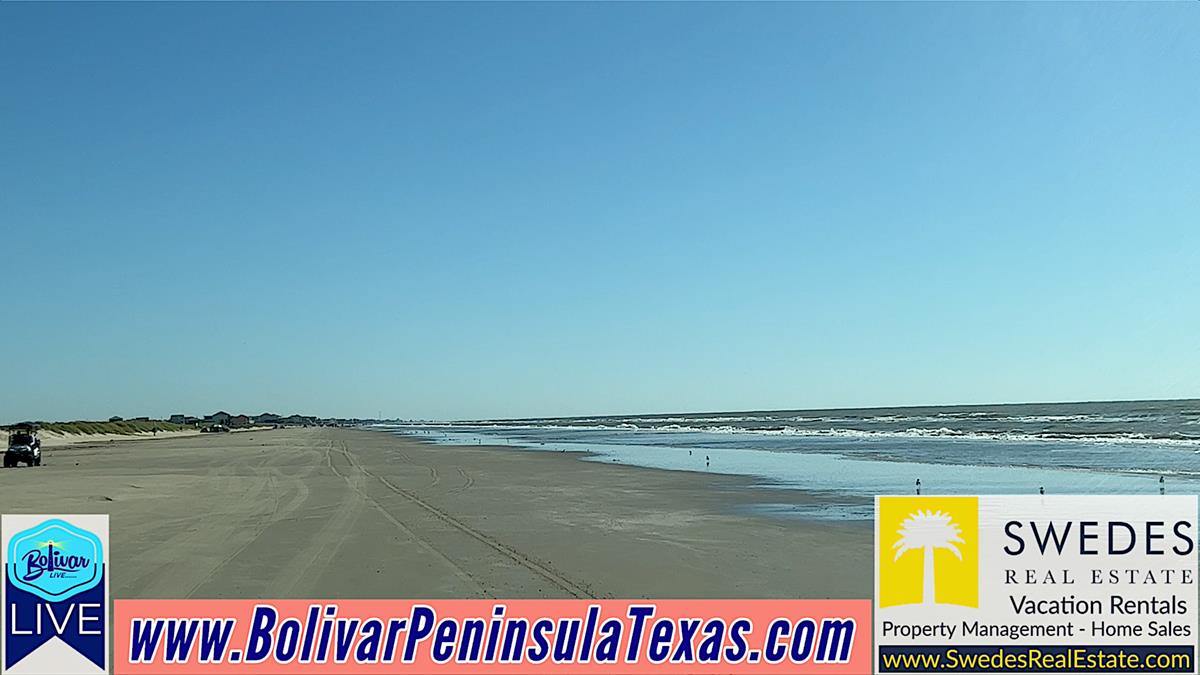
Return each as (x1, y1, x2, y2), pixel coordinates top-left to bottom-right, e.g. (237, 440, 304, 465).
(1121, 467, 1200, 478)
(387, 421, 1200, 447)
(501, 413, 1157, 427)
(928, 412, 1152, 424)
(694, 426, 1200, 447)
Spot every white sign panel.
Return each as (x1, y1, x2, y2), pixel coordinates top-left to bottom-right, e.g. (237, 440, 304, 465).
(875, 496, 1196, 674)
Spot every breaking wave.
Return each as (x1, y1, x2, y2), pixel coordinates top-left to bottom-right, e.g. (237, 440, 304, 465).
(386, 421, 1200, 447)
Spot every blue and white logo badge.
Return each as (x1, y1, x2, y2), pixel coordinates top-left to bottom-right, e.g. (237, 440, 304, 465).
(3, 514, 108, 675)
(7, 520, 103, 602)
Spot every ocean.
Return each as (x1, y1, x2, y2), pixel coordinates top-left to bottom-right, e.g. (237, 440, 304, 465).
(380, 399, 1200, 520)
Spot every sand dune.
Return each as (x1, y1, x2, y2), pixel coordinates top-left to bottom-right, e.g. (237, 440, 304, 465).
(38, 429, 201, 447)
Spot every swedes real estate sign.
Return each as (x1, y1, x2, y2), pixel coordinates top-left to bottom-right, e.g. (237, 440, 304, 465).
(874, 495, 1197, 674)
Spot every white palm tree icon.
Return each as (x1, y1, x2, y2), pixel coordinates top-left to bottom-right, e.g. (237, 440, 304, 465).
(893, 510, 964, 605)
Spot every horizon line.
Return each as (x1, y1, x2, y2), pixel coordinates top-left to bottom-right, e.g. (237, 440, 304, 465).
(438, 395, 1200, 424)
(7, 396, 1196, 428)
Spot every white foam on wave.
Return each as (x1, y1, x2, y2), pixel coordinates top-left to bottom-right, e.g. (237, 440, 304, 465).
(388, 421, 1200, 448)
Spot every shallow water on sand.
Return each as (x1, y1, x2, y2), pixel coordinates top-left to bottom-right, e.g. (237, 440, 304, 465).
(384, 427, 1190, 516)
(384, 402, 1198, 520)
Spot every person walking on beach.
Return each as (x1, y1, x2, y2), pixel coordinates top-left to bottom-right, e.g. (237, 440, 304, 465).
(705, 455, 710, 468)
(915, 478, 921, 495)
(1039, 486, 1044, 495)
(1160, 475, 1165, 495)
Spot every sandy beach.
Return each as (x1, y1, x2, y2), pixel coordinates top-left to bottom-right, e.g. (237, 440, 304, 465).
(0, 427, 872, 600)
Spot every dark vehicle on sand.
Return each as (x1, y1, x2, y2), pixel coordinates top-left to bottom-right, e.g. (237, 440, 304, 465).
(5, 423, 42, 468)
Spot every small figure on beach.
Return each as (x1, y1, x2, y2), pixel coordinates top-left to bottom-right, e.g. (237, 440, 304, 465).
(705, 455, 710, 468)
(1160, 475, 1165, 495)
(1039, 486, 1044, 495)
(915, 478, 921, 495)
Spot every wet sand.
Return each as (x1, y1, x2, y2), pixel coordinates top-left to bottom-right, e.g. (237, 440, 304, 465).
(0, 427, 872, 599)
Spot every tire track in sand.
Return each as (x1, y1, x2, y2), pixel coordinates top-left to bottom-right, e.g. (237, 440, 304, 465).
(262, 442, 367, 596)
(124, 449, 305, 598)
(327, 441, 488, 595)
(181, 460, 286, 598)
(448, 467, 475, 494)
(177, 443, 322, 598)
(338, 442, 594, 599)
(393, 451, 440, 488)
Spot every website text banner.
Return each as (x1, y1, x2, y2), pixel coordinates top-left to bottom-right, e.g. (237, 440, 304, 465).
(114, 599, 870, 675)
(874, 495, 1198, 674)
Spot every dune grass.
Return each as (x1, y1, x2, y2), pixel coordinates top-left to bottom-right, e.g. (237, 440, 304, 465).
(9, 420, 188, 436)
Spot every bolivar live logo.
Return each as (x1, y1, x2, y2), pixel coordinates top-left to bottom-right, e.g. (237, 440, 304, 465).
(2, 514, 109, 675)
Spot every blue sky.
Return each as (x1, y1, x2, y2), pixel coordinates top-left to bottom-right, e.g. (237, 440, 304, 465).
(1, 3, 1197, 422)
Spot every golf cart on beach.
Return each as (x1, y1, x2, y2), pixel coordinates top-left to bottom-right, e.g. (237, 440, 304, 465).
(5, 423, 42, 468)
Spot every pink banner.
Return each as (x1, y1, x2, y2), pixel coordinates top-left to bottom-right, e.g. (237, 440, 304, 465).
(114, 599, 870, 674)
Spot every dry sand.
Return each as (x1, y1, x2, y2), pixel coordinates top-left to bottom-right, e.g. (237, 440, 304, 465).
(0, 427, 872, 600)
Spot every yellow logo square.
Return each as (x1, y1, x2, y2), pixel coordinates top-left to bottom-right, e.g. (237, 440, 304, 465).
(878, 496, 978, 609)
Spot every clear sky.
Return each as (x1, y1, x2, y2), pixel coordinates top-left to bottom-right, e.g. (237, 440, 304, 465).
(1, 3, 1197, 423)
